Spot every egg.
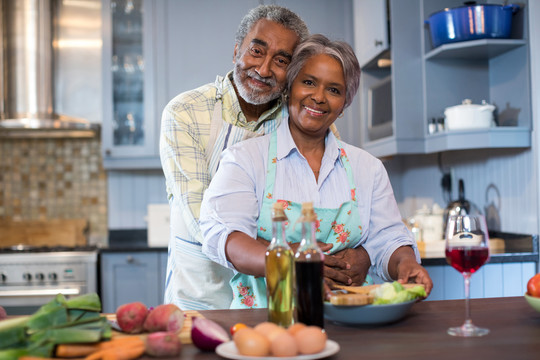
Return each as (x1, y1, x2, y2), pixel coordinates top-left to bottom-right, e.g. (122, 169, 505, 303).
(287, 322, 306, 336)
(254, 321, 280, 336)
(294, 326, 328, 354)
(270, 331, 298, 357)
(233, 327, 270, 357)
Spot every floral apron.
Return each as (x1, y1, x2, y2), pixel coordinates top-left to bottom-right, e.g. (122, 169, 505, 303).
(230, 129, 373, 309)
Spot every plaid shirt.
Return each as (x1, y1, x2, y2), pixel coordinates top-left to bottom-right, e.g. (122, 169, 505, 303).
(159, 71, 285, 245)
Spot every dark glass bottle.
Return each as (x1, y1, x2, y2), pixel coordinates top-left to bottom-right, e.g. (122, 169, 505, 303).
(294, 202, 325, 327)
(265, 202, 294, 327)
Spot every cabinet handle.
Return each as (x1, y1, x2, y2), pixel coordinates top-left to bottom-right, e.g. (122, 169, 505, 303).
(374, 40, 383, 47)
(105, 149, 111, 156)
(126, 256, 135, 263)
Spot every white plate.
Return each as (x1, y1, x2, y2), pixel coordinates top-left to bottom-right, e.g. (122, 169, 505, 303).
(324, 300, 416, 325)
(215, 339, 340, 360)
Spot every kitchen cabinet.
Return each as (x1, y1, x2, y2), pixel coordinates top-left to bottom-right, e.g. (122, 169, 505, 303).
(100, 250, 167, 313)
(425, 262, 536, 301)
(353, 0, 390, 68)
(101, 0, 161, 169)
(356, 0, 532, 158)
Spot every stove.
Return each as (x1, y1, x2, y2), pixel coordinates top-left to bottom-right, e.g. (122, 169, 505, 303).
(0, 246, 99, 315)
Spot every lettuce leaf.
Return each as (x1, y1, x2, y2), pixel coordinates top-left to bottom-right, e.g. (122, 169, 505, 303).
(371, 281, 426, 305)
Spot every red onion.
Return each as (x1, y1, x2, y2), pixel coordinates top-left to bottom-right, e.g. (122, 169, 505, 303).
(191, 317, 230, 351)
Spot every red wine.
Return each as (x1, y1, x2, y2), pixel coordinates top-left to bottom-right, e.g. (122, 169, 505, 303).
(445, 247, 489, 274)
(295, 260, 324, 328)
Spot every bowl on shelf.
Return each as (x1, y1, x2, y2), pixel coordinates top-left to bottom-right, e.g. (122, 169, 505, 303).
(524, 293, 540, 313)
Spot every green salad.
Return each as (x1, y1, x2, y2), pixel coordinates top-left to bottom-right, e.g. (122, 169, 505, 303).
(370, 282, 426, 305)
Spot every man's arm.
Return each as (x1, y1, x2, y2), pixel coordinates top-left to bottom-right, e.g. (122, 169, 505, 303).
(160, 102, 210, 243)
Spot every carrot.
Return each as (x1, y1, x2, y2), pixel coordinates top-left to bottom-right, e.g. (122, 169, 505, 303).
(56, 343, 100, 357)
(84, 344, 145, 360)
(98, 336, 145, 350)
(55, 337, 144, 358)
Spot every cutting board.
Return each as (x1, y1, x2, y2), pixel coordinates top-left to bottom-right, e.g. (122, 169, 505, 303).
(0, 218, 88, 247)
(106, 310, 204, 344)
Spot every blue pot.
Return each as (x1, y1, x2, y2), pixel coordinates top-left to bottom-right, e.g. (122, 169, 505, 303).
(425, 3, 520, 48)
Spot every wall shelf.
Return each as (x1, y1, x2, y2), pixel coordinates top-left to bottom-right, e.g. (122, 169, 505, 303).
(424, 39, 527, 61)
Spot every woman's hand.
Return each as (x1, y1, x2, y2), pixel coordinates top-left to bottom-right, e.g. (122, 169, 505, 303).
(389, 246, 433, 295)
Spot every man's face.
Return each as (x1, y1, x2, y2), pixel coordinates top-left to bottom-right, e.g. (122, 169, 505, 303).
(233, 19, 299, 105)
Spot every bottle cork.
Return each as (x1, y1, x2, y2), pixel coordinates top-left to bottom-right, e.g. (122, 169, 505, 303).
(300, 202, 317, 222)
(272, 202, 288, 222)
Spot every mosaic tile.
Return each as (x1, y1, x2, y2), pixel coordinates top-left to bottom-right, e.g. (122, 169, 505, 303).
(0, 137, 108, 245)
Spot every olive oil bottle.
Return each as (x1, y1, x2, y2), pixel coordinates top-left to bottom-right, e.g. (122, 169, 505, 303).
(265, 202, 294, 327)
(294, 202, 325, 328)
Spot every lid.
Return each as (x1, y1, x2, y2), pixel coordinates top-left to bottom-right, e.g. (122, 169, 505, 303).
(429, 2, 514, 18)
(272, 202, 288, 222)
(444, 99, 496, 114)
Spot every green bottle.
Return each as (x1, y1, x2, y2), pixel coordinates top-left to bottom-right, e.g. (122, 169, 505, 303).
(265, 202, 294, 327)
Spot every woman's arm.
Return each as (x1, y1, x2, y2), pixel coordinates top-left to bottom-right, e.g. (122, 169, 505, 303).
(225, 232, 268, 277)
(388, 246, 433, 294)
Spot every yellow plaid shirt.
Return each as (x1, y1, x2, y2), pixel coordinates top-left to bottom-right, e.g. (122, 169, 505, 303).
(159, 71, 285, 244)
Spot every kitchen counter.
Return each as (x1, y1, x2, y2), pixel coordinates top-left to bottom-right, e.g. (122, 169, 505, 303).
(100, 230, 167, 252)
(420, 231, 539, 266)
(153, 297, 539, 359)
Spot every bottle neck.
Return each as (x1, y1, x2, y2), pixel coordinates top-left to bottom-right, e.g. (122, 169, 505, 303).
(300, 220, 316, 247)
(296, 219, 323, 262)
(270, 220, 288, 247)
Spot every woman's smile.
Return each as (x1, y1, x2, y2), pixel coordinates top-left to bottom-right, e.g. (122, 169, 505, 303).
(303, 105, 326, 116)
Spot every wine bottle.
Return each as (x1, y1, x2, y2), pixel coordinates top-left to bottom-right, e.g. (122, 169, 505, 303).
(294, 202, 325, 328)
(265, 202, 294, 327)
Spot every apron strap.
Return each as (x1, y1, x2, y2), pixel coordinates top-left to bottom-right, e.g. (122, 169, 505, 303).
(336, 139, 358, 203)
(263, 130, 279, 200)
(205, 100, 225, 164)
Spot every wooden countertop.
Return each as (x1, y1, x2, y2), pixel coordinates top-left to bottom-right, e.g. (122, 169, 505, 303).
(173, 296, 540, 360)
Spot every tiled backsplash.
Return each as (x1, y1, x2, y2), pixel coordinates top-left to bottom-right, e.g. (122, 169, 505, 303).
(0, 137, 108, 245)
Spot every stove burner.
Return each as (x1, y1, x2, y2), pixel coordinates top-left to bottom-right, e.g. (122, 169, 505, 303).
(0, 244, 99, 254)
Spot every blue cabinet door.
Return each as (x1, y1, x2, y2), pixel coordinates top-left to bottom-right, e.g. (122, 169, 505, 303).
(158, 251, 168, 305)
(425, 262, 536, 301)
(101, 252, 160, 313)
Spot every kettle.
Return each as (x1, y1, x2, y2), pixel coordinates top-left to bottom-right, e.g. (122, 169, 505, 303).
(443, 179, 481, 234)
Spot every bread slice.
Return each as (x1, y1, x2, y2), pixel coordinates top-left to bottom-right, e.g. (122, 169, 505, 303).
(334, 283, 425, 295)
(333, 284, 380, 295)
(329, 293, 374, 306)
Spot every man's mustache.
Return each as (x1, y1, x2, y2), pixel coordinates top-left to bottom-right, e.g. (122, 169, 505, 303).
(245, 69, 276, 87)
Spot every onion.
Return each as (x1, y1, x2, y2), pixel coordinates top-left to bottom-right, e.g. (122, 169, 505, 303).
(191, 317, 230, 351)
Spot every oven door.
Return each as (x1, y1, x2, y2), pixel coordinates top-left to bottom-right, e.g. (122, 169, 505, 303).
(0, 283, 86, 315)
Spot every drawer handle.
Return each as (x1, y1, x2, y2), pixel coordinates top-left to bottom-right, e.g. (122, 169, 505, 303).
(374, 40, 383, 46)
(126, 256, 135, 263)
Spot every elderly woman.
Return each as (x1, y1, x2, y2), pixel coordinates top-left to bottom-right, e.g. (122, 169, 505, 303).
(200, 34, 433, 308)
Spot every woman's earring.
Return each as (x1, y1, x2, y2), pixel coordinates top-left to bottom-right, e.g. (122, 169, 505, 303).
(339, 112, 344, 118)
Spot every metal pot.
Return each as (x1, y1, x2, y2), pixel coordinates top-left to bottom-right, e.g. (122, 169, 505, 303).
(443, 179, 481, 234)
(425, 2, 520, 48)
(444, 99, 496, 131)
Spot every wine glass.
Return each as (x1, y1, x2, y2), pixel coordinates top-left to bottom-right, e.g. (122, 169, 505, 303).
(445, 214, 490, 337)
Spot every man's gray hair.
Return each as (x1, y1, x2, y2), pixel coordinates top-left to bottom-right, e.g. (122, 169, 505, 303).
(286, 34, 361, 109)
(235, 5, 309, 48)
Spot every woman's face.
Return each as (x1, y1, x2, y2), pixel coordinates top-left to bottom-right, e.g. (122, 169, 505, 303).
(288, 53, 346, 138)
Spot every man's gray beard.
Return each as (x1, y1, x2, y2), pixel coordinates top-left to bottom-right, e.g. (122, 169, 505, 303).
(233, 63, 284, 105)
